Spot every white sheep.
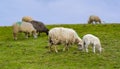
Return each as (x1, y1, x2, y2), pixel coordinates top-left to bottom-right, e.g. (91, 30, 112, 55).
(48, 27, 83, 53)
(82, 34, 102, 53)
(13, 21, 37, 40)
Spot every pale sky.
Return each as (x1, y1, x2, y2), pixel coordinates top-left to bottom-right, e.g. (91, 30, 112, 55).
(0, 0, 120, 26)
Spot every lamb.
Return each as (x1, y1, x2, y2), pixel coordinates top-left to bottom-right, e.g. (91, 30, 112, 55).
(13, 21, 37, 40)
(22, 16, 49, 36)
(82, 34, 102, 53)
(48, 27, 83, 53)
(88, 15, 101, 24)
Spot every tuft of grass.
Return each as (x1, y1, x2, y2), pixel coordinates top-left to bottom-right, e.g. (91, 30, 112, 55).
(0, 24, 120, 69)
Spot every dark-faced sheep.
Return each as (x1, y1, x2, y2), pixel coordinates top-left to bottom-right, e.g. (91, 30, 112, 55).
(29, 20, 49, 36)
(22, 16, 49, 36)
(13, 22, 37, 40)
(48, 27, 83, 53)
(88, 15, 101, 24)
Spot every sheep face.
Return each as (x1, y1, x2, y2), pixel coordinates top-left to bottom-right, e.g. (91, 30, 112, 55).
(32, 30, 38, 38)
(78, 42, 83, 51)
(33, 33, 37, 38)
(29, 20, 49, 36)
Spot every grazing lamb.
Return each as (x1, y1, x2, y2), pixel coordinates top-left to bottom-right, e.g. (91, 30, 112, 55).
(82, 34, 102, 53)
(22, 16, 49, 36)
(13, 21, 37, 40)
(88, 15, 101, 24)
(48, 27, 83, 53)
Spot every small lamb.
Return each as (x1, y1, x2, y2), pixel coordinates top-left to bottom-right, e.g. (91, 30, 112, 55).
(82, 34, 102, 53)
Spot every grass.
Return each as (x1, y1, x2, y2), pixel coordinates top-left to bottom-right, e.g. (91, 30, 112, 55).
(0, 24, 120, 69)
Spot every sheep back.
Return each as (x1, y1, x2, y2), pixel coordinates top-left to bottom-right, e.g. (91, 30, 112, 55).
(29, 20, 49, 35)
(22, 16, 33, 22)
(83, 34, 101, 45)
(49, 27, 80, 45)
(88, 15, 101, 24)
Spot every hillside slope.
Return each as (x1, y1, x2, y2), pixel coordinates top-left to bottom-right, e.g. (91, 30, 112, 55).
(0, 24, 120, 69)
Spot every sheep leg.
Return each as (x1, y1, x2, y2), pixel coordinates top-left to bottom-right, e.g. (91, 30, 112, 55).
(95, 21, 97, 24)
(49, 44, 52, 52)
(99, 21, 101, 24)
(66, 44, 69, 51)
(13, 33, 17, 40)
(84, 43, 89, 53)
(92, 45, 96, 53)
(63, 43, 69, 51)
(28, 33, 30, 37)
(63, 44, 66, 51)
(90, 21, 93, 24)
(63, 47, 66, 52)
(66, 45, 69, 51)
(54, 45, 58, 53)
(24, 32, 28, 38)
(63, 46, 67, 51)
(38, 32, 40, 36)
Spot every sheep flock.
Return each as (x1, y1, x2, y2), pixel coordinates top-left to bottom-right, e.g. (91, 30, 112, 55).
(12, 16, 103, 54)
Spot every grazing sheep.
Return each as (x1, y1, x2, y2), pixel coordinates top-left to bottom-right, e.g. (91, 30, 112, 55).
(88, 15, 101, 24)
(82, 34, 102, 53)
(13, 21, 37, 40)
(22, 16, 49, 36)
(48, 27, 83, 53)
(29, 20, 49, 36)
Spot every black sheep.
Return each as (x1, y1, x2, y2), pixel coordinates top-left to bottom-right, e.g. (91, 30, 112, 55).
(29, 20, 49, 36)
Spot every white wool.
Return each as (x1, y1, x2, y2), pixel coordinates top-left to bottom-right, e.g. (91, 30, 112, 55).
(48, 27, 83, 53)
(22, 16, 33, 22)
(82, 34, 102, 53)
(13, 22, 37, 40)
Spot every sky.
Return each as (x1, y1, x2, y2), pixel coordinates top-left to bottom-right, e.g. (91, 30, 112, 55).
(0, 0, 120, 26)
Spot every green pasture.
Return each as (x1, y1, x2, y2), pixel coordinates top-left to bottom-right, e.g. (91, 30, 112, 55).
(0, 24, 120, 69)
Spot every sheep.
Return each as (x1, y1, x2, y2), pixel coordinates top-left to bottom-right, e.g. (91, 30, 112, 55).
(88, 15, 101, 24)
(48, 27, 83, 53)
(13, 21, 37, 40)
(22, 16, 33, 22)
(22, 16, 49, 36)
(29, 20, 49, 36)
(82, 34, 102, 53)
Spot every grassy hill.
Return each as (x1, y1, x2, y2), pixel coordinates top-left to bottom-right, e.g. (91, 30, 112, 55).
(0, 24, 120, 69)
